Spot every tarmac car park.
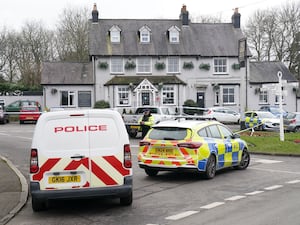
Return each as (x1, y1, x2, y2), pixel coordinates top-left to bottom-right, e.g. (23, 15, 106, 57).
(138, 119, 250, 179)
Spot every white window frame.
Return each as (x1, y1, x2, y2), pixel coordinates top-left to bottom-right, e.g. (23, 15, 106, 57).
(109, 25, 121, 43)
(162, 86, 175, 105)
(275, 94, 285, 104)
(213, 58, 228, 74)
(168, 26, 180, 43)
(167, 57, 180, 73)
(259, 90, 268, 104)
(137, 57, 152, 73)
(110, 57, 124, 74)
(117, 87, 130, 106)
(139, 26, 151, 43)
(60, 90, 75, 107)
(222, 87, 235, 104)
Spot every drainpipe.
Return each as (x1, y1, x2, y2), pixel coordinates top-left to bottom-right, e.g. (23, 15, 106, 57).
(92, 56, 96, 107)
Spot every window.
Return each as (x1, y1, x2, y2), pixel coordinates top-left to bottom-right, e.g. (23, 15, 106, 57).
(109, 25, 121, 43)
(137, 57, 151, 73)
(215, 90, 220, 105)
(275, 94, 285, 104)
(111, 57, 123, 74)
(218, 125, 232, 139)
(259, 90, 268, 104)
(78, 91, 91, 107)
(208, 125, 222, 138)
(118, 87, 129, 105)
(167, 57, 180, 73)
(61, 91, 75, 107)
(139, 26, 151, 43)
(214, 58, 227, 74)
(223, 87, 235, 104)
(168, 26, 180, 43)
(162, 86, 175, 104)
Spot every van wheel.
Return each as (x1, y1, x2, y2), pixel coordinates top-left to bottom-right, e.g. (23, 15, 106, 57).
(32, 197, 46, 212)
(145, 168, 158, 176)
(204, 155, 216, 179)
(235, 149, 250, 170)
(120, 192, 132, 206)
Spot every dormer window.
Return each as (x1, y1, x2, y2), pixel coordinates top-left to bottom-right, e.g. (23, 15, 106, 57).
(168, 26, 180, 43)
(139, 25, 151, 43)
(109, 25, 121, 43)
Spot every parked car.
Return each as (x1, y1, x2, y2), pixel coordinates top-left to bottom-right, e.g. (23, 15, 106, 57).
(138, 119, 250, 179)
(244, 111, 280, 131)
(284, 112, 300, 132)
(203, 107, 240, 124)
(258, 106, 287, 118)
(0, 105, 9, 124)
(19, 106, 41, 124)
(5, 100, 41, 113)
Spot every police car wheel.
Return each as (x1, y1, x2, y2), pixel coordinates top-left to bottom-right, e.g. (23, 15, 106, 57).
(145, 168, 159, 176)
(204, 155, 216, 179)
(32, 197, 47, 212)
(235, 149, 250, 170)
(120, 192, 133, 206)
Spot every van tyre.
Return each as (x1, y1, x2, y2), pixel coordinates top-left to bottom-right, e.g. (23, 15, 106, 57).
(235, 149, 250, 170)
(145, 168, 159, 176)
(204, 155, 216, 179)
(120, 192, 132, 206)
(32, 197, 46, 212)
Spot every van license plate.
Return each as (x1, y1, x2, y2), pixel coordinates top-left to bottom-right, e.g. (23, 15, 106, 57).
(48, 175, 81, 184)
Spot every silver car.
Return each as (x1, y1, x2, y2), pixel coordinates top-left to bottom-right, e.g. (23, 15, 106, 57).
(284, 112, 300, 132)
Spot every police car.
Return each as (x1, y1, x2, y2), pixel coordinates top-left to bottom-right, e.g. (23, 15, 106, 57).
(244, 111, 280, 131)
(138, 119, 250, 179)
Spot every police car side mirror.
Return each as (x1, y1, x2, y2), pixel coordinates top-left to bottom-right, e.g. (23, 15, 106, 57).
(231, 133, 240, 139)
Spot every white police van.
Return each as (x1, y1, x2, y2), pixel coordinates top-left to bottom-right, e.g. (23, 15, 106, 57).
(30, 109, 132, 211)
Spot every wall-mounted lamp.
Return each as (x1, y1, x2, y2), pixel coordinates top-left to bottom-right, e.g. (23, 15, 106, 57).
(129, 82, 134, 91)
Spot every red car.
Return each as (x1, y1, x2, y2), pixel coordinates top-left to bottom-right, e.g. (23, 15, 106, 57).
(19, 106, 41, 124)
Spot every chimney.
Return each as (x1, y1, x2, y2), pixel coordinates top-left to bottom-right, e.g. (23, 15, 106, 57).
(92, 3, 99, 23)
(232, 8, 241, 28)
(180, 5, 189, 26)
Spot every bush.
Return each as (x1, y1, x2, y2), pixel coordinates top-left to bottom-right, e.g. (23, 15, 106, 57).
(94, 100, 110, 109)
(183, 99, 201, 115)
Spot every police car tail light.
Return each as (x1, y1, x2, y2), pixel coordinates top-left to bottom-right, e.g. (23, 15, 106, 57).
(124, 144, 132, 168)
(177, 142, 202, 149)
(30, 149, 39, 173)
(139, 141, 150, 146)
(291, 119, 296, 124)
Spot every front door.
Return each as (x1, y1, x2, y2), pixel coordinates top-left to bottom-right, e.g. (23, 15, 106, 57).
(197, 92, 205, 108)
(141, 92, 150, 105)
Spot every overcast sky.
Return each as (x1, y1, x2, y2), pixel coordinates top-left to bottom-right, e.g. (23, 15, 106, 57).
(0, 0, 295, 30)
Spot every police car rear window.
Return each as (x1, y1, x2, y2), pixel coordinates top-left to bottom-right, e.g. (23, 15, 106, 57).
(149, 127, 189, 140)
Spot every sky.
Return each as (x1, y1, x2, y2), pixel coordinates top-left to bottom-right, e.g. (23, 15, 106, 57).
(0, 0, 295, 30)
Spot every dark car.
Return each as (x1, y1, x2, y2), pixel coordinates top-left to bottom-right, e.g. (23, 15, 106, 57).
(5, 100, 41, 113)
(284, 112, 300, 132)
(0, 105, 9, 124)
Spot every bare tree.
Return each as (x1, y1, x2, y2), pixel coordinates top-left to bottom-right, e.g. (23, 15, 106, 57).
(244, 0, 300, 71)
(55, 6, 89, 62)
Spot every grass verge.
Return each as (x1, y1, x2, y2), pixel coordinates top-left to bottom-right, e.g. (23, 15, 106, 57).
(239, 131, 300, 156)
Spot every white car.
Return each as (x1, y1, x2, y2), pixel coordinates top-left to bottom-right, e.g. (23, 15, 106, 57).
(203, 107, 240, 124)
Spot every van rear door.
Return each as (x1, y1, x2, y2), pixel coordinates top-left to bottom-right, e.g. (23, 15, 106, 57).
(32, 111, 91, 190)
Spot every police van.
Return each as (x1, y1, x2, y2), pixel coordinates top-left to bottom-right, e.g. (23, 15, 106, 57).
(30, 109, 133, 211)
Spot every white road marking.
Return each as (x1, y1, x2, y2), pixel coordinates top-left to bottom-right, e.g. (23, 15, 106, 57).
(245, 190, 264, 195)
(264, 185, 283, 190)
(253, 158, 283, 164)
(249, 167, 300, 175)
(286, 180, 300, 184)
(225, 195, 246, 201)
(200, 202, 225, 209)
(165, 211, 199, 220)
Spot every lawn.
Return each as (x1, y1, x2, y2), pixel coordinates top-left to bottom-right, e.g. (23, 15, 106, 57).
(239, 131, 300, 156)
